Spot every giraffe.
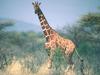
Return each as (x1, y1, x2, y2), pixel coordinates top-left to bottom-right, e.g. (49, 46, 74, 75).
(32, 2, 76, 70)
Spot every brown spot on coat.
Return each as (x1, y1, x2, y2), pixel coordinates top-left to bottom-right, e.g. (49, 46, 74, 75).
(43, 30, 47, 35)
(42, 26, 45, 29)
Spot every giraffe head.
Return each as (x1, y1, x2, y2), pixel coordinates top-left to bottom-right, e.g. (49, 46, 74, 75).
(32, 1, 41, 14)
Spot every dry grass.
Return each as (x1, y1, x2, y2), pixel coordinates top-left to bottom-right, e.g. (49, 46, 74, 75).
(0, 53, 97, 75)
(34, 60, 53, 75)
(1, 56, 33, 75)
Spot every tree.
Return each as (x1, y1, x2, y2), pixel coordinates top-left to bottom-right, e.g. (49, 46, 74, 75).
(0, 19, 15, 70)
(0, 19, 14, 30)
(64, 13, 100, 53)
(63, 12, 100, 75)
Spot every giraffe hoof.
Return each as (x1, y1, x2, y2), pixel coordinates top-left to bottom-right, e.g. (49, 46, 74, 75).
(47, 63, 52, 69)
(47, 65, 52, 69)
(66, 66, 70, 72)
(72, 64, 75, 70)
(48, 65, 52, 69)
(47, 60, 52, 69)
(66, 64, 75, 72)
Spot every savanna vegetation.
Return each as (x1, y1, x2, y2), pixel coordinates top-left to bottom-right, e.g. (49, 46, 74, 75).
(0, 12, 100, 75)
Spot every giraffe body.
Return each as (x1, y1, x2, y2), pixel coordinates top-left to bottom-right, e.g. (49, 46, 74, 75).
(45, 32, 75, 54)
(32, 2, 75, 70)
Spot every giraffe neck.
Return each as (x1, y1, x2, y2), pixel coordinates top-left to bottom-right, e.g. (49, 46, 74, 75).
(37, 7, 54, 41)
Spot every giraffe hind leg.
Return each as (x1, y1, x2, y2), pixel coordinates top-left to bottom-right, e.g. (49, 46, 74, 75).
(65, 51, 74, 71)
(66, 59, 74, 72)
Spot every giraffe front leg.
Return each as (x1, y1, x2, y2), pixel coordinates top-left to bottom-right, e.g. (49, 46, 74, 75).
(47, 49, 55, 69)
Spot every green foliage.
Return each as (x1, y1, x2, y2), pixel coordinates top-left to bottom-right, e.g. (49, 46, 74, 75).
(0, 19, 15, 70)
(63, 12, 100, 75)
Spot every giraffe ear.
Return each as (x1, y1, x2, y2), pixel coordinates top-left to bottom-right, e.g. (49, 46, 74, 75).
(32, 2, 34, 5)
(39, 2, 41, 5)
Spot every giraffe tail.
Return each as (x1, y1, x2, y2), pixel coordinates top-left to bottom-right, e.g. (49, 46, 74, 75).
(75, 48, 85, 75)
(75, 48, 83, 61)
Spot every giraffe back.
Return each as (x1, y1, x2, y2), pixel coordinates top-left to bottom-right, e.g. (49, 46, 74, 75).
(56, 34, 75, 53)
